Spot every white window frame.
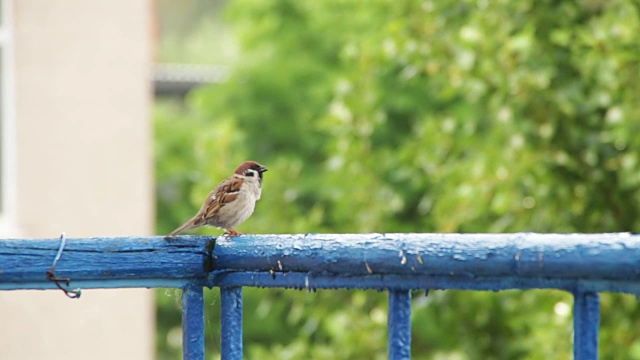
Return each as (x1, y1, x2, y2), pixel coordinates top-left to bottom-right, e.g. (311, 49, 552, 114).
(0, 0, 18, 236)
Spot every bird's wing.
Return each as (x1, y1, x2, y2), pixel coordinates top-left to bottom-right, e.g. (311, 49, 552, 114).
(199, 176, 243, 221)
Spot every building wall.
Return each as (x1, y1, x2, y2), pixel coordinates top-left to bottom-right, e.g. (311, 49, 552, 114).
(0, 1, 155, 359)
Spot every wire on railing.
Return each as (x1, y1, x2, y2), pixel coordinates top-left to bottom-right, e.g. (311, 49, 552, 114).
(45, 232, 82, 298)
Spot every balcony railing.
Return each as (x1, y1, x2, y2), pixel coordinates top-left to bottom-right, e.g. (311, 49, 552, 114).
(1, 233, 639, 359)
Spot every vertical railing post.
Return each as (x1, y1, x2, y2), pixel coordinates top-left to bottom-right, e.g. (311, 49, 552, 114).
(573, 290, 600, 360)
(388, 289, 412, 360)
(221, 286, 243, 360)
(182, 285, 205, 360)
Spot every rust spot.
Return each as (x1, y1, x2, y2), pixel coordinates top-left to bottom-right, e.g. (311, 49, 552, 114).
(538, 253, 544, 268)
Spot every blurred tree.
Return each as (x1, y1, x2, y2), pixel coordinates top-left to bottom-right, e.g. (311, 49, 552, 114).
(155, 0, 640, 358)
(156, 0, 237, 64)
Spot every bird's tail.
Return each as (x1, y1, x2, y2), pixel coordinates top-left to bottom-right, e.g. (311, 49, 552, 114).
(168, 218, 198, 236)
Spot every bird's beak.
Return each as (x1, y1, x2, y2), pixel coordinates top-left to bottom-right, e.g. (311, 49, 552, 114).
(258, 165, 268, 173)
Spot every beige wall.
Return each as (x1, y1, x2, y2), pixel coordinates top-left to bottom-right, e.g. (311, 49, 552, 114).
(0, 1, 155, 359)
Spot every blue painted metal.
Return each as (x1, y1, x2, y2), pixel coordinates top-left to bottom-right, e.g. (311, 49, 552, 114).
(0, 236, 215, 290)
(209, 233, 640, 282)
(207, 271, 640, 294)
(573, 289, 600, 360)
(2, 233, 640, 292)
(388, 290, 412, 360)
(221, 287, 243, 360)
(182, 284, 205, 360)
(0, 233, 637, 359)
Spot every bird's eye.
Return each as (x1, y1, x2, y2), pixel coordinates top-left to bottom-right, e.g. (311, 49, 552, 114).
(245, 170, 255, 177)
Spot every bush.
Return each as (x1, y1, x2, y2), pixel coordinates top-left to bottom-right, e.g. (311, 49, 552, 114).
(156, 0, 640, 358)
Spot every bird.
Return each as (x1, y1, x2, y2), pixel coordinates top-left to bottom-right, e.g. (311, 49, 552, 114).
(167, 161, 268, 237)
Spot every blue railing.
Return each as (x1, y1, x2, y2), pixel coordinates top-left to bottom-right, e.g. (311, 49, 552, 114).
(1, 233, 639, 359)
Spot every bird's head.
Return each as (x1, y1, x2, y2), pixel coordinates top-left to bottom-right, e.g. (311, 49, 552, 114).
(235, 161, 268, 181)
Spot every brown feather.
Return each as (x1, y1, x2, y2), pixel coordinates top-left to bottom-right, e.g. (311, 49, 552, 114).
(202, 177, 243, 219)
(167, 161, 266, 237)
(234, 161, 260, 175)
(167, 216, 199, 236)
(168, 176, 245, 235)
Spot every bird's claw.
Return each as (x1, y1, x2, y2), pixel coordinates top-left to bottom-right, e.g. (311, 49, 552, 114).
(223, 229, 243, 237)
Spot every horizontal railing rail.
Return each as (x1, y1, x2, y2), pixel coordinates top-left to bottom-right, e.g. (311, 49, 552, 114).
(1, 233, 638, 359)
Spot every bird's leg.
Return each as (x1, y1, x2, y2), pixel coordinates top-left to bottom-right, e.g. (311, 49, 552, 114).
(224, 229, 243, 237)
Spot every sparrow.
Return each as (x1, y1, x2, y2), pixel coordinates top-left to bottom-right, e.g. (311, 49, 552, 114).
(167, 161, 268, 237)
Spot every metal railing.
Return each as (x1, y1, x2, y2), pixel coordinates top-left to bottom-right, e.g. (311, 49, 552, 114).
(1, 233, 638, 359)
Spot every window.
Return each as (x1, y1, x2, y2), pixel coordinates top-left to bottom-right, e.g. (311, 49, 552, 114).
(0, 0, 16, 235)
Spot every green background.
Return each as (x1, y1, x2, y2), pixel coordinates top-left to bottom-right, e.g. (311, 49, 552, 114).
(155, 0, 640, 358)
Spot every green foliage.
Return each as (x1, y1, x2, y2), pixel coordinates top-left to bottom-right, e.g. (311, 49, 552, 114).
(155, 0, 640, 358)
(156, 0, 238, 65)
